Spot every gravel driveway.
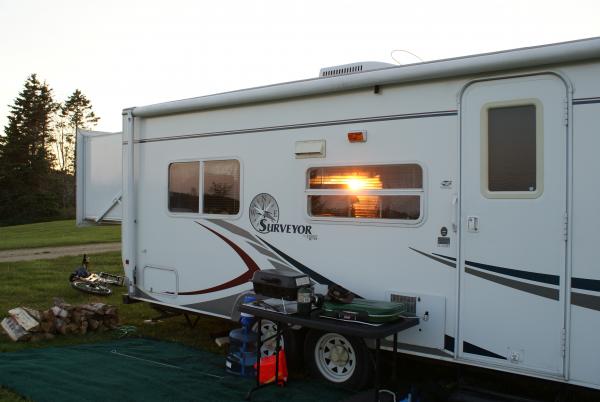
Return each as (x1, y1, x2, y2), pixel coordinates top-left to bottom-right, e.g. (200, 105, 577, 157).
(0, 242, 121, 263)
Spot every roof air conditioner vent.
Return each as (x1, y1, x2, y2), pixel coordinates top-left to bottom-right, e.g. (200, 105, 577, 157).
(319, 61, 395, 78)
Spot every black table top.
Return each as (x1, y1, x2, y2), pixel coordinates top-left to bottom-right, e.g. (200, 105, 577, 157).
(239, 304, 419, 339)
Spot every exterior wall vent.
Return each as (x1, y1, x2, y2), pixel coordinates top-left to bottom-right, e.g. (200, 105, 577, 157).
(390, 293, 417, 315)
(319, 61, 395, 78)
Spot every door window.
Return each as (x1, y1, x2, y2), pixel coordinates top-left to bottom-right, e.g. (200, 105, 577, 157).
(482, 101, 542, 198)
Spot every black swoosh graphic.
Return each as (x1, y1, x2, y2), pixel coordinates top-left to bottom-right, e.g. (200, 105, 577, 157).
(571, 277, 600, 292)
(258, 237, 336, 286)
(573, 97, 600, 105)
(411, 248, 559, 300)
(432, 253, 456, 262)
(465, 260, 559, 286)
(463, 341, 506, 360)
(571, 293, 600, 311)
(465, 267, 559, 300)
(409, 247, 456, 268)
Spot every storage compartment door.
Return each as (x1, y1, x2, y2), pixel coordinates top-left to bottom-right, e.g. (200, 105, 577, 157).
(143, 266, 178, 297)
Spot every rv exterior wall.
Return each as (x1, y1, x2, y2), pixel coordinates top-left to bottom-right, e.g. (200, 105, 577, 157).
(82, 38, 600, 390)
(569, 100, 600, 386)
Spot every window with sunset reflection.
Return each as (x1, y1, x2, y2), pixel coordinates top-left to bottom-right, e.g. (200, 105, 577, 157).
(307, 164, 423, 221)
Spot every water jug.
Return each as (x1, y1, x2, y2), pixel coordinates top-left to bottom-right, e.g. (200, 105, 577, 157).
(226, 327, 258, 377)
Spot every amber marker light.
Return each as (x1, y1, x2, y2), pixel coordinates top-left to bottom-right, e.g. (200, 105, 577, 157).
(347, 131, 367, 143)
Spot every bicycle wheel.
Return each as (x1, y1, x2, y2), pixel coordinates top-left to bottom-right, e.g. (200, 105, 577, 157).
(71, 281, 112, 296)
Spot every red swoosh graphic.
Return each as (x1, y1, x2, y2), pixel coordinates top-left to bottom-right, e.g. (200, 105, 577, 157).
(178, 222, 260, 296)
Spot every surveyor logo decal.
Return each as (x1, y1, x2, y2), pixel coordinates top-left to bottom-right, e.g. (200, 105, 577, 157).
(249, 193, 279, 233)
(249, 193, 315, 237)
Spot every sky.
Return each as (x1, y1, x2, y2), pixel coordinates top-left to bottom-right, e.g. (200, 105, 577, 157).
(1, 0, 599, 132)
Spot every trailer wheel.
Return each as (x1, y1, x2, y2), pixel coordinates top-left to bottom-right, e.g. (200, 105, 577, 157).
(253, 320, 283, 357)
(254, 320, 305, 370)
(304, 330, 372, 389)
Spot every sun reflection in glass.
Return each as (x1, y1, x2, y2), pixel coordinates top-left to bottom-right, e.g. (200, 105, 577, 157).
(308, 172, 385, 218)
(346, 177, 365, 191)
(344, 175, 382, 191)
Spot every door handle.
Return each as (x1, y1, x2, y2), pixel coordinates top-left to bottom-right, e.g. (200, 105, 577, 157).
(467, 216, 479, 232)
(451, 194, 458, 233)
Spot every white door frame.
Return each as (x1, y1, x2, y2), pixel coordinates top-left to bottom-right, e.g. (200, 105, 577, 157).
(455, 71, 573, 378)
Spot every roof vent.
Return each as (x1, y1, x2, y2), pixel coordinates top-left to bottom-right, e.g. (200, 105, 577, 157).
(319, 61, 395, 78)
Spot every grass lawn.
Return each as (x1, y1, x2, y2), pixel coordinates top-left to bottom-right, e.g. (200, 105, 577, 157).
(0, 252, 232, 353)
(2, 253, 600, 402)
(0, 220, 121, 251)
(0, 252, 234, 400)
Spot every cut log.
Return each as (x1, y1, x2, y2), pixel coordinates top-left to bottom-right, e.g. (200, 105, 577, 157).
(51, 306, 68, 319)
(2, 301, 120, 341)
(80, 321, 89, 335)
(41, 310, 52, 322)
(71, 311, 82, 323)
(8, 307, 39, 332)
(39, 320, 54, 333)
(84, 303, 107, 315)
(23, 307, 41, 322)
(1, 317, 30, 341)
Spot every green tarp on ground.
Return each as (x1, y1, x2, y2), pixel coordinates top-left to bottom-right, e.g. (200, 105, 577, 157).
(0, 338, 354, 402)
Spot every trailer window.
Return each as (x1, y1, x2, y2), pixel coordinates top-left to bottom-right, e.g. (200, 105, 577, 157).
(203, 160, 240, 215)
(306, 164, 423, 221)
(168, 162, 200, 213)
(486, 104, 538, 193)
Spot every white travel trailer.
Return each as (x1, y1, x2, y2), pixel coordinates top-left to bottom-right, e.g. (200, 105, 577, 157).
(77, 37, 600, 391)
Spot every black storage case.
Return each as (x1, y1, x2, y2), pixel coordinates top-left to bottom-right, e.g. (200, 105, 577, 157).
(252, 270, 310, 301)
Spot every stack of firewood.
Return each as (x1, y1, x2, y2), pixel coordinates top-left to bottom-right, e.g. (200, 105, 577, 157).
(0, 298, 119, 342)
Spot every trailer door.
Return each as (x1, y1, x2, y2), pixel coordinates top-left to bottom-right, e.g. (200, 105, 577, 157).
(459, 75, 567, 376)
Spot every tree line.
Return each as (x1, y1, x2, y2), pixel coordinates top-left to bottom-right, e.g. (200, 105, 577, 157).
(0, 74, 99, 226)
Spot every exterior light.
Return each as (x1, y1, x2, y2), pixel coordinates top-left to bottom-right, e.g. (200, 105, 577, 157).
(347, 131, 367, 143)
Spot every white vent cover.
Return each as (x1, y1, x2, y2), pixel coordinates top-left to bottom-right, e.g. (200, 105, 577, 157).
(319, 61, 395, 78)
(295, 140, 326, 159)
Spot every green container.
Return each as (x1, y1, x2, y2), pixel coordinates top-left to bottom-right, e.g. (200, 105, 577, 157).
(321, 299, 408, 324)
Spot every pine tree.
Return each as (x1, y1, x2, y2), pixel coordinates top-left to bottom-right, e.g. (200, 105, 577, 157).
(60, 89, 99, 173)
(49, 89, 100, 212)
(0, 74, 60, 225)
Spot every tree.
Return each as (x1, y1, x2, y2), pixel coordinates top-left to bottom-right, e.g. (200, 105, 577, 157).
(58, 89, 99, 174)
(0, 74, 60, 225)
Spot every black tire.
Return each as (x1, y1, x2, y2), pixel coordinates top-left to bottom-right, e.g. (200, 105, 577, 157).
(282, 327, 306, 372)
(71, 281, 112, 296)
(304, 329, 373, 390)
